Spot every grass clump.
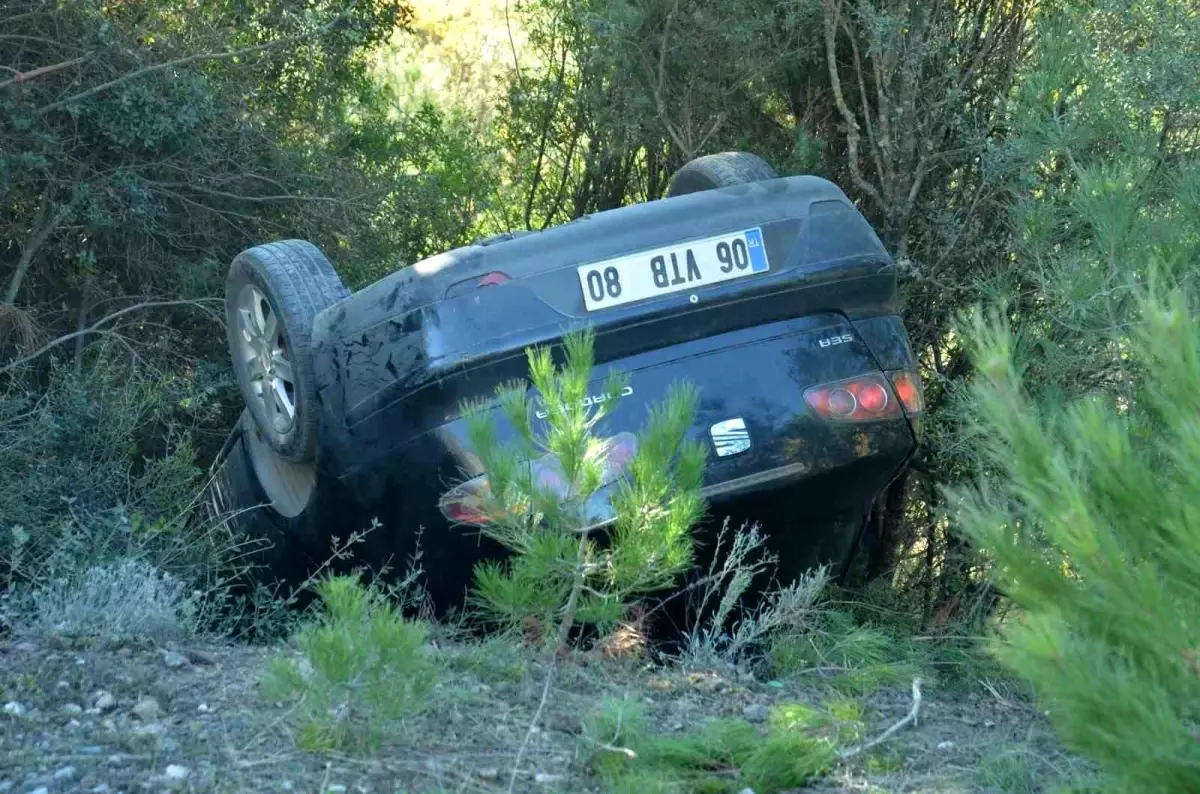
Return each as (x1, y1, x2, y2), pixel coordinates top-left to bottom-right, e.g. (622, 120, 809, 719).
(445, 633, 529, 684)
(262, 573, 436, 752)
(583, 698, 837, 793)
(678, 519, 829, 668)
(768, 609, 926, 695)
(976, 750, 1039, 794)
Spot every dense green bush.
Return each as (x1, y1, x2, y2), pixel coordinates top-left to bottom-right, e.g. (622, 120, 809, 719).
(947, 7, 1200, 787)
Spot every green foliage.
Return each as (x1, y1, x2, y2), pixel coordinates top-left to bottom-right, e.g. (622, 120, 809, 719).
(262, 574, 436, 752)
(944, 3, 1200, 789)
(768, 609, 927, 696)
(583, 698, 837, 793)
(459, 328, 704, 646)
(953, 288, 1200, 792)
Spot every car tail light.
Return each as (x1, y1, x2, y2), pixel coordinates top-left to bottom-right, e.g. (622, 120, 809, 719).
(886, 370, 925, 415)
(444, 271, 510, 299)
(804, 371, 926, 423)
(439, 433, 637, 526)
(804, 373, 902, 422)
(476, 272, 510, 287)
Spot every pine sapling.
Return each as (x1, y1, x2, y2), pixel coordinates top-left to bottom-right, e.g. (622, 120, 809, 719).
(451, 328, 705, 653)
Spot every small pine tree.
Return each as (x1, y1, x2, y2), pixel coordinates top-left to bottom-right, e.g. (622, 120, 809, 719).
(952, 289, 1200, 792)
(453, 329, 705, 651)
(949, 5, 1200, 789)
(262, 574, 436, 752)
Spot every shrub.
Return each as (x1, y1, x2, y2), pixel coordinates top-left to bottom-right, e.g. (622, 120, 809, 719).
(262, 573, 437, 752)
(679, 519, 829, 668)
(455, 329, 705, 651)
(0, 355, 216, 590)
(952, 289, 1200, 791)
(25, 557, 194, 645)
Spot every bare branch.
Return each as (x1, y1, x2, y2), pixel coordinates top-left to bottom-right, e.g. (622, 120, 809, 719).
(838, 678, 923, 758)
(0, 299, 221, 376)
(845, 19, 887, 192)
(4, 191, 79, 304)
(146, 181, 353, 204)
(822, 0, 886, 210)
(504, 0, 522, 82)
(0, 54, 90, 91)
(37, 20, 340, 114)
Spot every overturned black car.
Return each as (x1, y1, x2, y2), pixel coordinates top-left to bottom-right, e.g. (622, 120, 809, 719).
(208, 152, 922, 610)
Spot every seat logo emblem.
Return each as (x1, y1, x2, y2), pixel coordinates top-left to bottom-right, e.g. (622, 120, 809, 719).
(710, 417, 751, 458)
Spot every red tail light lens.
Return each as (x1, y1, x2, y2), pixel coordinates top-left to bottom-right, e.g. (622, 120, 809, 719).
(886, 370, 925, 415)
(857, 382, 889, 413)
(444, 271, 511, 299)
(439, 433, 637, 526)
(804, 374, 901, 422)
(476, 272, 510, 288)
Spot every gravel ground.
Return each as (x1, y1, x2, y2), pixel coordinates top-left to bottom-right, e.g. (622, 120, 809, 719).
(0, 636, 1082, 794)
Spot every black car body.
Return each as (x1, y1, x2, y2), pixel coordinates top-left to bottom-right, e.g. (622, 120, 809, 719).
(210, 169, 922, 610)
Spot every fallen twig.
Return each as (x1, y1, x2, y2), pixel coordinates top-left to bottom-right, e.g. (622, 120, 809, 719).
(507, 659, 557, 794)
(838, 678, 923, 759)
(0, 54, 91, 91)
(582, 735, 638, 759)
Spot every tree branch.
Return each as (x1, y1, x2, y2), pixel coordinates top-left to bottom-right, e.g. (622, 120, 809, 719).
(524, 35, 570, 230)
(845, 19, 887, 192)
(0, 54, 90, 91)
(4, 191, 79, 304)
(37, 21, 340, 114)
(838, 678, 923, 758)
(0, 299, 221, 376)
(823, 0, 886, 211)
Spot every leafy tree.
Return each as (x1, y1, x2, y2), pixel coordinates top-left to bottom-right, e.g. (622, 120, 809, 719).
(453, 329, 705, 651)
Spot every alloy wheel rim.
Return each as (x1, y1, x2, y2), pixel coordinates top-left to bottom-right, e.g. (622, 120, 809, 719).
(236, 285, 297, 435)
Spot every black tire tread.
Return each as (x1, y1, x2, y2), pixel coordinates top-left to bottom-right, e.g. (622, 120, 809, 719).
(209, 418, 314, 586)
(225, 240, 349, 463)
(666, 151, 779, 198)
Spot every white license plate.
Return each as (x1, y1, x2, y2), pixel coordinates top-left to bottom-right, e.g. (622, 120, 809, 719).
(576, 227, 770, 312)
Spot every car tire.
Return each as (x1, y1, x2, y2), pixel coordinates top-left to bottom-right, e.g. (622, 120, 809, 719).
(225, 240, 349, 463)
(206, 414, 316, 585)
(666, 152, 780, 198)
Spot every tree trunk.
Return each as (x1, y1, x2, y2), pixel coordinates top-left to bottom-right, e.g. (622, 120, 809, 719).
(866, 470, 910, 582)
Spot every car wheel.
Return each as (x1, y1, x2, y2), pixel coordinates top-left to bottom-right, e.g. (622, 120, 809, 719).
(225, 239, 349, 463)
(207, 413, 316, 585)
(665, 151, 780, 198)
